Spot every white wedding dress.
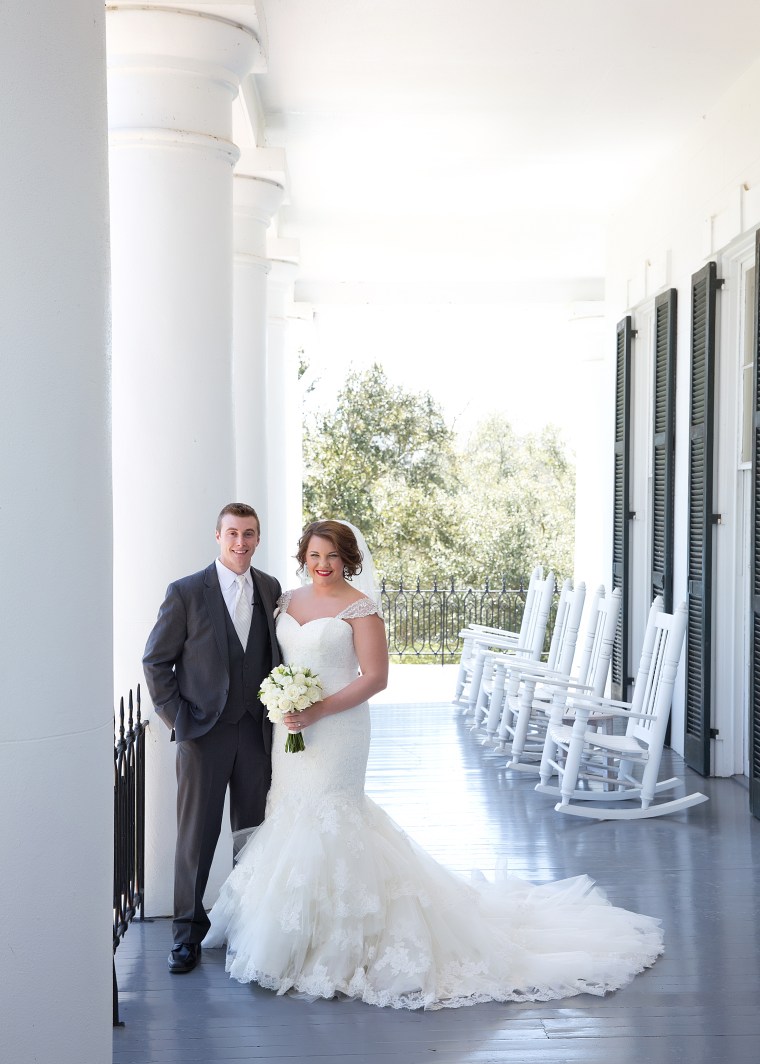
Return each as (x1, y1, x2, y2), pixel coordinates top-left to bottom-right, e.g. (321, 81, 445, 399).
(204, 593, 663, 1010)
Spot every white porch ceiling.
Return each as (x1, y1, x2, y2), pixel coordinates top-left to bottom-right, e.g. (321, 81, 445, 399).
(238, 0, 760, 305)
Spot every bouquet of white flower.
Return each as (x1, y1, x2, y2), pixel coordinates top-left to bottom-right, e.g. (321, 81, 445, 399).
(258, 664, 323, 753)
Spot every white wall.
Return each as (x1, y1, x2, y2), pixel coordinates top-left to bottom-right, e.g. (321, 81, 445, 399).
(0, 4, 113, 1062)
(567, 308, 611, 596)
(604, 52, 760, 767)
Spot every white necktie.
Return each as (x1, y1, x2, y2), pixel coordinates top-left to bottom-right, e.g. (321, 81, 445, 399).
(234, 574, 252, 649)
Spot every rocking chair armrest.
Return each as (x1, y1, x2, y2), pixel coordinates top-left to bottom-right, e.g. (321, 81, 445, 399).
(503, 668, 571, 692)
(554, 693, 615, 717)
(562, 692, 666, 724)
(567, 702, 660, 735)
(609, 708, 659, 721)
(503, 660, 567, 681)
(487, 646, 549, 672)
(469, 624, 521, 639)
(563, 691, 632, 712)
(522, 675, 599, 697)
(459, 626, 520, 641)
(479, 648, 518, 665)
(476, 634, 530, 653)
(487, 645, 538, 665)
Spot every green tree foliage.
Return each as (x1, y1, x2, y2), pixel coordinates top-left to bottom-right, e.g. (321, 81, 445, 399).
(302, 364, 575, 587)
(303, 365, 460, 578)
(454, 415, 575, 586)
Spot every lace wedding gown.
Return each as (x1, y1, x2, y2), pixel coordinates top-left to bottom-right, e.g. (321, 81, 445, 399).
(204, 594, 663, 1009)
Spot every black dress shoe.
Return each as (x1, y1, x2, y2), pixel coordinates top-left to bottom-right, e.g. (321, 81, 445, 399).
(168, 942, 202, 974)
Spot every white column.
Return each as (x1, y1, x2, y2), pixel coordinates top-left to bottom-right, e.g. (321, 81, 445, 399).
(0, 5, 112, 1063)
(107, 5, 260, 915)
(232, 174, 285, 572)
(267, 249, 304, 586)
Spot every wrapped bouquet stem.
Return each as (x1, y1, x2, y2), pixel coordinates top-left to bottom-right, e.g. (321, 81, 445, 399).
(258, 664, 323, 752)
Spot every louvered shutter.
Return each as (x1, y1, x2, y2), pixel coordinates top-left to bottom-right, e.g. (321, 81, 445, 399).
(611, 316, 632, 701)
(651, 289, 677, 612)
(750, 233, 760, 817)
(684, 262, 719, 776)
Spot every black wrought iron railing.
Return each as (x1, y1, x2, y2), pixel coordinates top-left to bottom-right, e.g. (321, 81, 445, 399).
(113, 685, 147, 1026)
(380, 577, 537, 664)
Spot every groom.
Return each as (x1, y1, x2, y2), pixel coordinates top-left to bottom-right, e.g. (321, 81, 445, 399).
(143, 502, 281, 974)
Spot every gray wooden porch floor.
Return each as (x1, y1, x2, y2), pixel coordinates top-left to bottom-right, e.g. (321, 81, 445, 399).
(114, 692, 760, 1064)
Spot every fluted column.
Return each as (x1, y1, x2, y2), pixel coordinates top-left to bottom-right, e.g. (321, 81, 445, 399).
(267, 247, 303, 585)
(107, 4, 260, 915)
(0, 4, 112, 1062)
(232, 174, 285, 572)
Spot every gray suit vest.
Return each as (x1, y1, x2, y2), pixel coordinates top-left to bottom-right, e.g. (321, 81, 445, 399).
(219, 592, 271, 725)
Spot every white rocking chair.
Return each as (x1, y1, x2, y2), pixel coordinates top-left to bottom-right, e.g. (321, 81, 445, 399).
(468, 571, 555, 726)
(500, 585, 621, 770)
(452, 565, 543, 707)
(480, 578, 586, 746)
(534, 599, 709, 819)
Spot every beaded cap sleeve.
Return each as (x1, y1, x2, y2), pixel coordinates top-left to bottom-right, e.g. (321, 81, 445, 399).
(338, 596, 382, 620)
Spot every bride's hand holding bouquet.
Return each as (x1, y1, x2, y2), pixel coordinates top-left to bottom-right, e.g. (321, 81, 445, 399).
(258, 664, 323, 752)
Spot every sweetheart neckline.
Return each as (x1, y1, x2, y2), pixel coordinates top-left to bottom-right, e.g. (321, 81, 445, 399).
(278, 611, 351, 629)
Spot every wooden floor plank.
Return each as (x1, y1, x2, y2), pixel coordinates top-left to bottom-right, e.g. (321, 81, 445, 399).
(114, 687, 760, 1064)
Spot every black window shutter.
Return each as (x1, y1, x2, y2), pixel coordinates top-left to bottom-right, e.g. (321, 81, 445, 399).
(651, 289, 677, 614)
(750, 232, 760, 817)
(684, 262, 719, 776)
(611, 316, 632, 701)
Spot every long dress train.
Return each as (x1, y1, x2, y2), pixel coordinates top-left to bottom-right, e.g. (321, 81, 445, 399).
(204, 595, 663, 1010)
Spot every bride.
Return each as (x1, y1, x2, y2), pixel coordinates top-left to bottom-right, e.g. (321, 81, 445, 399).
(204, 520, 663, 1009)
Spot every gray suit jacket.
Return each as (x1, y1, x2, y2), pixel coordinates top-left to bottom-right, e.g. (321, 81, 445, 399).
(142, 562, 282, 743)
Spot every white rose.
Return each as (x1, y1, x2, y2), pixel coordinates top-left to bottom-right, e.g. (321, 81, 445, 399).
(279, 698, 294, 713)
(267, 706, 284, 724)
(294, 696, 311, 711)
(292, 673, 307, 687)
(284, 684, 301, 701)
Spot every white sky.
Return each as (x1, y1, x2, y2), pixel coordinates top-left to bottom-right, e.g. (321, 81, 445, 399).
(301, 302, 604, 453)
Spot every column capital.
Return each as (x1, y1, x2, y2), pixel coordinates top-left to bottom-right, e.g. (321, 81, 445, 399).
(107, 5, 261, 146)
(236, 146, 289, 188)
(106, 4, 263, 77)
(233, 175, 285, 263)
(234, 173, 285, 222)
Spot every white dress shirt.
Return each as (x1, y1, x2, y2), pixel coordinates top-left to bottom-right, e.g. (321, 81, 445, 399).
(215, 558, 254, 621)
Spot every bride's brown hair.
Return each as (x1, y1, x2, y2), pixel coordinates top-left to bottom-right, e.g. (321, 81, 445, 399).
(296, 520, 364, 578)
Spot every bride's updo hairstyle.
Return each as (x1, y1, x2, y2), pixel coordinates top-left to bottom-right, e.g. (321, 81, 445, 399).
(296, 520, 364, 579)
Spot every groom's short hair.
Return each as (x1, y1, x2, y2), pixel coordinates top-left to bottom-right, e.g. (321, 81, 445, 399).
(216, 503, 260, 534)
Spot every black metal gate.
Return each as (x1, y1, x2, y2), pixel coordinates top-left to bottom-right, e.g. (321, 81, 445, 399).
(113, 686, 147, 1025)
